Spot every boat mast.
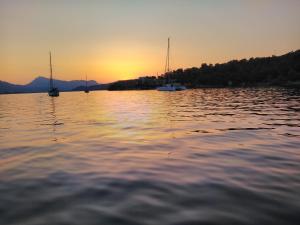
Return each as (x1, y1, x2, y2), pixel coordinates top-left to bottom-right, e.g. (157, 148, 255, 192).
(86, 75, 88, 89)
(167, 37, 170, 73)
(164, 37, 170, 83)
(49, 51, 53, 90)
(165, 37, 170, 73)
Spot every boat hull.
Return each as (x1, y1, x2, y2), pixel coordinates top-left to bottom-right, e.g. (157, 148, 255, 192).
(157, 86, 176, 91)
(157, 83, 186, 91)
(48, 88, 59, 97)
(175, 86, 187, 91)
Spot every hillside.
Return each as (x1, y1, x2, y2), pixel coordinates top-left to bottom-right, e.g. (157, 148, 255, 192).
(0, 76, 99, 94)
(108, 50, 300, 90)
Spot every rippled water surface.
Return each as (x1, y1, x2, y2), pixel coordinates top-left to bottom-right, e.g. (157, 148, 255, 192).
(1, 88, 300, 225)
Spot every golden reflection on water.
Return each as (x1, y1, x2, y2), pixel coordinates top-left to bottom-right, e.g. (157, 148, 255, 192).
(0, 89, 300, 182)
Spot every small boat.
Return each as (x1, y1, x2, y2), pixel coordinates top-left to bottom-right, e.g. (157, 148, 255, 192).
(84, 75, 89, 93)
(173, 83, 187, 91)
(157, 38, 186, 91)
(48, 52, 59, 97)
(48, 87, 59, 97)
(157, 84, 176, 91)
(157, 83, 186, 91)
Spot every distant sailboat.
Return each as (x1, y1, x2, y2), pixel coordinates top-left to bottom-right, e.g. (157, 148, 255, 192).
(84, 75, 89, 93)
(48, 52, 59, 97)
(157, 38, 186, 91)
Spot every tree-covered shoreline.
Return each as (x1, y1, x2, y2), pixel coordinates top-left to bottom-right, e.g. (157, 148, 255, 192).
(108, 50, 300, 90)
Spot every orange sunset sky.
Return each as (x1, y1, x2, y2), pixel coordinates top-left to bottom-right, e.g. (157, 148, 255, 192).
(1, 0, 299, 84)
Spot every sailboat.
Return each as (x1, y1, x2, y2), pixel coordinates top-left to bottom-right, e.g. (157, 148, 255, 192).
(84, 75, 89, 93)
(48, 52, 59, 97)
(157, 38, 186, 91)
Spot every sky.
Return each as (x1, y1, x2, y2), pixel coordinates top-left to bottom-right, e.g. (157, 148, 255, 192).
(0, 0, 299, 84)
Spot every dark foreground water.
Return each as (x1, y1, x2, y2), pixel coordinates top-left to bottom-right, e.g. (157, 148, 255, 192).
(0, 88, 300, 225)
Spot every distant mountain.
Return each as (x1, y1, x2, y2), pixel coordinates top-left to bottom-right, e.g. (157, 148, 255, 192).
(0, 76, 100, 94)
(0, 81, 27, 94)
(26, 76, 99, 92)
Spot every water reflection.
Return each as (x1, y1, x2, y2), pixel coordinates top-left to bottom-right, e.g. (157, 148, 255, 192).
(0, 88, 300, 225)
(50, 97, 57, 142)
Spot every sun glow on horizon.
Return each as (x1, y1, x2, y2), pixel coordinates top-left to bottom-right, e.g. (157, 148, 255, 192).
(1, 0, 299, 84)
(92, 44, 159, 82)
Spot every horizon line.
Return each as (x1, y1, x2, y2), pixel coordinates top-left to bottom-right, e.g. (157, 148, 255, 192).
(2, 48, 299, 86)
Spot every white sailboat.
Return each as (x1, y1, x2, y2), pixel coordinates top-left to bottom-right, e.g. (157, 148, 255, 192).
(48, 51, 59, 97)
(157, 38, 186, 91)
